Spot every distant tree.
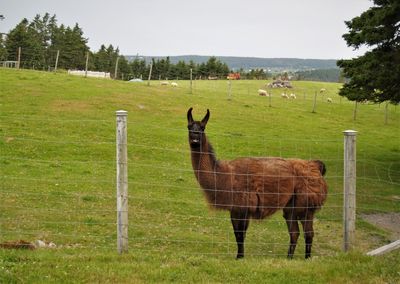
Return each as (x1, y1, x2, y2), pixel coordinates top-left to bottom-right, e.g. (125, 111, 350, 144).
(174, 60, 188, 79)
(117, 55, 130, 80)
(188, 60, 197, 78)
(5, 18, 44, 68)
(129, 58, 146, 79)
(337, 0, 400, 103)
(61, 24, 89, 69)
(197, 62, 207, 79)
(93, 44, 109, 71)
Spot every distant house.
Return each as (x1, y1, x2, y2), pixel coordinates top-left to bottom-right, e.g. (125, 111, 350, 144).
(227, 72, 241, 80)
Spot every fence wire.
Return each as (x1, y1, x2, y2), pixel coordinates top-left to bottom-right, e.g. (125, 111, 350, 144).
(1, 113, 399, 258)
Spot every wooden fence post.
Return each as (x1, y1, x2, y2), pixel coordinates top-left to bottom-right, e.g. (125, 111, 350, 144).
(116, 110, 128, 253)
(312, 91, 317, 113)
(190, 68, 193, 94)
(353, 101, 358, 121)
(384, 102, 389, 125)
(343, 130, 357, 252)
(269, 92, 272, 107)
(147, 63, 153, 86)
(85, 51, 89, 78)
(17, 47, 21, 69)
(114, 56, 119, 79)
(54, 50, 60, 72)
(227, 79, 232, 100)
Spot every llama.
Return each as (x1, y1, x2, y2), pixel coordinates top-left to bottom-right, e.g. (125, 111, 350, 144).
(187, 108, 328, 259)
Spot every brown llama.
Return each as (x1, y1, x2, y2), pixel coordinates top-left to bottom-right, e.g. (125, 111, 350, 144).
(187, 107, 328, 259)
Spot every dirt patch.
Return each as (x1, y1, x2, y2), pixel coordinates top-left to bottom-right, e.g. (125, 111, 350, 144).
(362, 213, 400, 240)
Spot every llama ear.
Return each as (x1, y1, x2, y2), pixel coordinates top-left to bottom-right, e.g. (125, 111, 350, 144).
(201, 109, 210, 127)
(187, 107, 194, 124)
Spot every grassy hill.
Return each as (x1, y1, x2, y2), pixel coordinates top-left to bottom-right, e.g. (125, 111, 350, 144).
(0, 68, 399, 283)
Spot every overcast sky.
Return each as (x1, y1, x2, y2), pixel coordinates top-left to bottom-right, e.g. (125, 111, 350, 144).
(1, 0, 373, 59)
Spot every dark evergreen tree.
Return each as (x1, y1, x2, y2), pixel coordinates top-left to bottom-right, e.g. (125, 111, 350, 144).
(117, 55, 130, 80)
(129, 58, 147, 79)
(337, 0, 400, 103)
(5, 18, 43, 68)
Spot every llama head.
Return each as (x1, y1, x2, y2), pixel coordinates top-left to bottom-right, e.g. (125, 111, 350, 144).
(187, 107, 210, 148)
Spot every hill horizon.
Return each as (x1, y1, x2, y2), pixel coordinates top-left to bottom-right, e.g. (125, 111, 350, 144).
(125, 54, 339, 72)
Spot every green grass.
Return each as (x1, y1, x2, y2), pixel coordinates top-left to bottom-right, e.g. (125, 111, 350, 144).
(0, 68, 399, 283)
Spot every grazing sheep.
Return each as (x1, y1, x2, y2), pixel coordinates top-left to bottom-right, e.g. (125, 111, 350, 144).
(327, 98, 332, 103)
(161, 81, 169, 86)
(258, 89, 269, 96)
(187, 108, 328, 259)
(320, 88, 326, 93)
(290, 93, 297, 99)
(171, 82, 178, 87)
(281, 93, 289, 99)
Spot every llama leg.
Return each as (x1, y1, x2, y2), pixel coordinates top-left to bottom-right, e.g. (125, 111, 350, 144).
(230, 210, 249, 259)
(300, 212, 315, 259)
(283, 209, 300, 259)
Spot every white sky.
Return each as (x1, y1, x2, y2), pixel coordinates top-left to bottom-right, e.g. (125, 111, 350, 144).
(0, 0, 373, 59)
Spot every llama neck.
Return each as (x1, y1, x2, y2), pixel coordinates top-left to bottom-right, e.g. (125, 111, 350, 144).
(190, 136, 231, 208)
(190, 136, 219, 182)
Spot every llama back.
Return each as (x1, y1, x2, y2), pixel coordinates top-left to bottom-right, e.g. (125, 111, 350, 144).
(227, 157, 298, 219)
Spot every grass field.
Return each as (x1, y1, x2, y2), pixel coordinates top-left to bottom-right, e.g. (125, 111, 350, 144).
(0, 68, 399, 283)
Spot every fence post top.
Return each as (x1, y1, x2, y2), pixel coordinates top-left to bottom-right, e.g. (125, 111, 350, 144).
(116, 110, 128, 116)
(343, 130, 357, 136)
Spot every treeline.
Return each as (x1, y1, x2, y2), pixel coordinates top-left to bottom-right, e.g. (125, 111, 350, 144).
(293, 68, 343, 83)
(0, 13, 231, 80)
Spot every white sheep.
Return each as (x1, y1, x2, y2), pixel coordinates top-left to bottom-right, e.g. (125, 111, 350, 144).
(161, 81, 169, 86)
(290, 93, 297, 99)
(171, 82, 178, 87)
(258, 89, 269, 96)
(281, 93, 289, 99)
(327, 97, 332, 103)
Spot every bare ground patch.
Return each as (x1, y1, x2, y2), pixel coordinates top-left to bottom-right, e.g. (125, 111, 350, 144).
(362, 213, 400, 241)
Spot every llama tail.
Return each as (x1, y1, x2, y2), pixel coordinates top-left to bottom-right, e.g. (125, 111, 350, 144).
(313, 160, 326, 176)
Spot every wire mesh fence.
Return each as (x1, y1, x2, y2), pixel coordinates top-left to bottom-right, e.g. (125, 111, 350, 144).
(1, 109, 399, 258)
